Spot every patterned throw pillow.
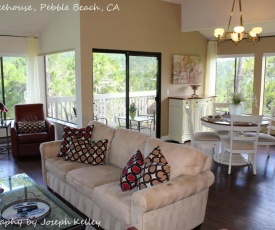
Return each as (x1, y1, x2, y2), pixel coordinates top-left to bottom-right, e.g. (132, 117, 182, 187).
(120, 150, 144, 192)
(17, 121, 47, 133)
(65, 138, 108, 165)
(138, 146, 170, 190)
(58, 125, 94, 157)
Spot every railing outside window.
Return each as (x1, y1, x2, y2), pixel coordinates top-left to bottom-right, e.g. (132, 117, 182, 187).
(47, 90, 155, 126)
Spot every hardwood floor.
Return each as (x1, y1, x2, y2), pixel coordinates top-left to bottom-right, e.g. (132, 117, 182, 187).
(1, 144, 275, 230)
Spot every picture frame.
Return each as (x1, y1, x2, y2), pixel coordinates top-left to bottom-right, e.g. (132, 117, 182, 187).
(172, 55, 202, 84)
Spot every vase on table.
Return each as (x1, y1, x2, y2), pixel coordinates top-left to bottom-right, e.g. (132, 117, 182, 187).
(229, 102, 244, 115)
(130, 112, 136, 120)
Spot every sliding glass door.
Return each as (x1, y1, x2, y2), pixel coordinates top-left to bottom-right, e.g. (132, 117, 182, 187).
(93, 49, 161, 138)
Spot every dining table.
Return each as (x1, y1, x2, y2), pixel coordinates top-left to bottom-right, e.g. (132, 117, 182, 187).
(201, 114, 270, 166)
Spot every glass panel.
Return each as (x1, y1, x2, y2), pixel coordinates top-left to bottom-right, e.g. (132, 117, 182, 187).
(93, 52, 158, 137)
(235, 57, 254, 114)
(45, 51, 76, 123)
(93, 53, 126, 127)
(216, 58, 235, 102)
(129, 56, 157, 136)
(263, 56, 275, 116)
(2, 57, 27, 119)
(216, 57, 254, 114)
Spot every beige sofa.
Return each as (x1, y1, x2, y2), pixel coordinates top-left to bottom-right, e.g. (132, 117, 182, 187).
(40, 120, 215, 230)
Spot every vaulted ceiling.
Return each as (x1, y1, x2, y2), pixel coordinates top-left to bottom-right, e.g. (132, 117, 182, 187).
(163, 0, 275, 40)
(1, 0, 275, 40)
(0, 0, 65, 37)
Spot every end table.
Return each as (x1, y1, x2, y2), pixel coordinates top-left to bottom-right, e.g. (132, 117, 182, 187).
(0, 120, 11, 160)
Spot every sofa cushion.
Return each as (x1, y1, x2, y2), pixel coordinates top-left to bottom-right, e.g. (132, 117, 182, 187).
(138, 146, 170, 190)
(109, 128, 149, 169)
(18, 132, 50, 144)
(88, 121, 116, 163)
(65, 138, 108, 165)
(59, 125, 94, 157)
(45, 157, 91, 181)
(18, 120, 47, 133)
(144, 137, 207, 179)
(120, 150, 144, 192)
(66, 165, 122, 199)
(93, 182, 136, 225)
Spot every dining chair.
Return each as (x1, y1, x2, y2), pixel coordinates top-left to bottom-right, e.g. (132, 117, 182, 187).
(244, 107, 275, 157)
(185, 105, 221, 154)
(221, 115, 263, 175)
(213, 102, 230, 137)
(213, 102, 229, 115)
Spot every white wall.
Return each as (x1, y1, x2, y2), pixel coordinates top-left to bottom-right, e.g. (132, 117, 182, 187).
(0, 36, 27, 56)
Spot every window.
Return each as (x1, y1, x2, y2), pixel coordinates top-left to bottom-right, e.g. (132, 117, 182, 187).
(45, 51, 76, 123)
(216, 56, 255, 114)
(0, 57, 27, 119)
(263, 55, 275, 116)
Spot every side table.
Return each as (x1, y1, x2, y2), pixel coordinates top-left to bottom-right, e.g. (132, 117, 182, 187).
(0, 120, 11, 160)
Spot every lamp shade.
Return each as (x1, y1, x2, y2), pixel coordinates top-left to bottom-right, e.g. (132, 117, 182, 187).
(230, 32, 244, 42)
(214, 28, 224, 37)
(0, 103, 8, 112)
(234, 26, 244, 33)
(252, 27, 263, 34)
(249, 31, 257, 37)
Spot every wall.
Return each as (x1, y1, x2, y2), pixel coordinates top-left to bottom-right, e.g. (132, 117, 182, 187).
(217, 36, 275, 115)
(79, 0, 208, 136)
(0, 36, 27, 56)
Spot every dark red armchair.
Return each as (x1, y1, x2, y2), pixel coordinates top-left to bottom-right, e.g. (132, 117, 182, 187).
(10, 103, 55, 158)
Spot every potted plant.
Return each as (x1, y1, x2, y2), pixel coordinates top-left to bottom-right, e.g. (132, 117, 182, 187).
(129, 103, 137, 119)
(228, 91, 245, 115)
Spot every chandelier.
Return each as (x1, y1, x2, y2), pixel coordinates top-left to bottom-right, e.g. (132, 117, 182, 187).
(214, 0, 262, 45)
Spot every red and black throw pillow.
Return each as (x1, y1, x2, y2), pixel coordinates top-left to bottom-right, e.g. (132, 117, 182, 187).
(58, 125, 94, 157)
(17, 121, 47, 133)
(120, 150, 144, 192)
(138, 146, 170, 190)
(65, 138, 108, 165)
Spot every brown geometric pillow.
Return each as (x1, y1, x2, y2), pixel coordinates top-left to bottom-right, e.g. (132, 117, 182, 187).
(58, 125, 94, 157)
(17, 121, 47, 133)
(138, 146, 170, 190)
(87, 139, 108, 165)
(65, 138, 108, 165)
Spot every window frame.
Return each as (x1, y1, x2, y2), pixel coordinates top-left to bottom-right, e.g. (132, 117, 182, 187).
(44, 50, 76, 123)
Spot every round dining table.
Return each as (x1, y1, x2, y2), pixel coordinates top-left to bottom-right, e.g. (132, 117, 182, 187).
(201, 115, 270, 166)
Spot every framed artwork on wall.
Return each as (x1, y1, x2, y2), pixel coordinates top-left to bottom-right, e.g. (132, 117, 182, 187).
(172, 55, 202, 84)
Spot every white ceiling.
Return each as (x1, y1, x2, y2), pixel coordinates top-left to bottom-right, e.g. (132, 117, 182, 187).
(163, 0, 275, 40)
(0, 0, 65, 37)
(1, 0, 275, 40)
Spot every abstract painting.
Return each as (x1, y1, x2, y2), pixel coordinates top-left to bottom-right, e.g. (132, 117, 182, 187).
(172, 55, 202, 84)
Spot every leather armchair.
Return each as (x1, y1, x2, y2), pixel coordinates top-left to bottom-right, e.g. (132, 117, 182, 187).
(11, 103, 55, 158)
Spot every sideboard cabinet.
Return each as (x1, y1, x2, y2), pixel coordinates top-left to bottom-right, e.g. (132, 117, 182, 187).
(168, 96, 215, 143)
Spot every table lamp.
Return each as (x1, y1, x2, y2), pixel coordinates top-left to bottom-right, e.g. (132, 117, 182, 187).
(0, 102, 8, 123)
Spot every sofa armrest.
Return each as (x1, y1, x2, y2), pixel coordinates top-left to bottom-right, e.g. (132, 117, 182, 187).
(131, 171, 214, 227)
(40, 140, 62, 185)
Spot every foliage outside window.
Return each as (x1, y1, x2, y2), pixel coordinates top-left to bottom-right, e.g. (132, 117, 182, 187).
(216, 56, 254, 114)
(45, 51, 76, 122)
(263, 56, 275, 116)
(93, 52, 157, 126)
(0, 57, 27, 119)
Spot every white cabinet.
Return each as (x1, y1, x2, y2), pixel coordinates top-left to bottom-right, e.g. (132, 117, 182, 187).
(168, 96, 215, 143)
